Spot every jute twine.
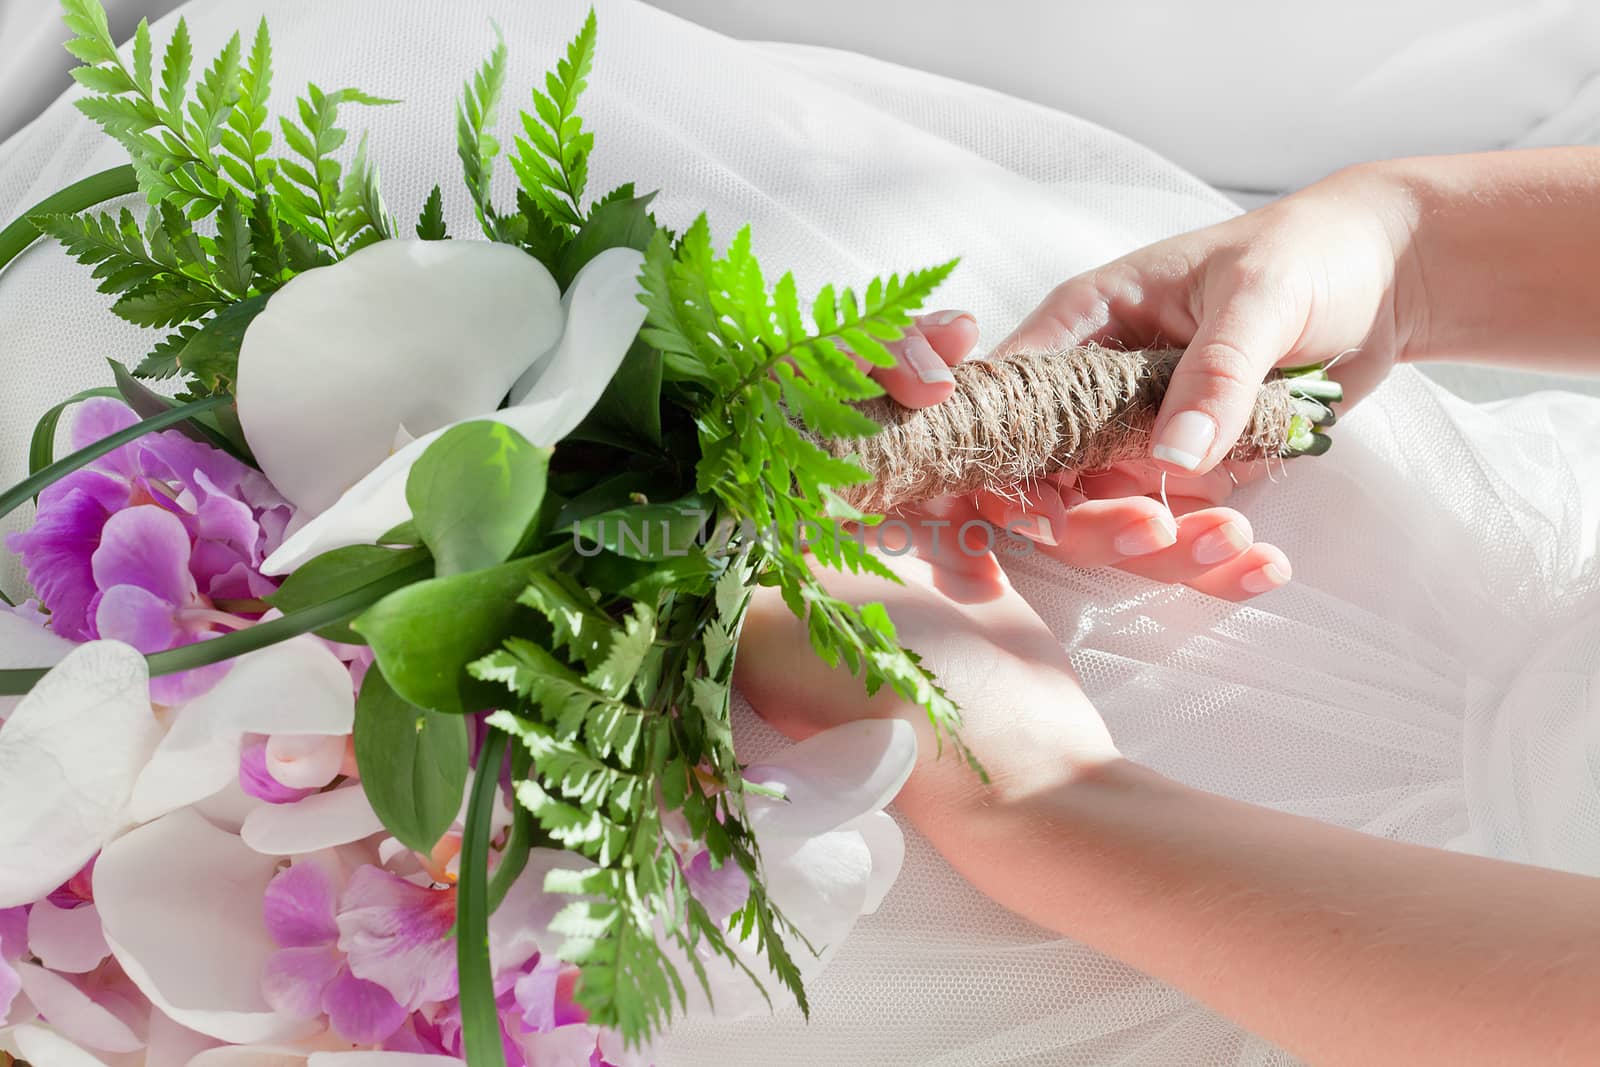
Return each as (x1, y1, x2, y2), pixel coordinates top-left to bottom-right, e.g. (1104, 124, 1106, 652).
(824, 345, 1295, 513)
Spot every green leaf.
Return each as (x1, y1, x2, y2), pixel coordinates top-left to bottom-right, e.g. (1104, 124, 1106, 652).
(352, 552, 562, 714)
(28, 387, 122, 484)
(457, 29, 508, 238)
(511, 9, 597, 230)
(406, 421, 552, 578)
(567, 338, 662, 450)
(572, 494, 712, 561)
(457, 728, 510, 1067)
(267, 543, 433, 643)
(169, 293, 268, 393)
(416, 184, 449, 240)
(353, 667, 469, 854)
(214, 191, 253, 295)
(554, 187, 655, 288)
(158, 18, 194, 128)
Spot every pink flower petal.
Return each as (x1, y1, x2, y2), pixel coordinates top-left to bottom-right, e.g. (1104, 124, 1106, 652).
(25, 900, 110, 974)
(93, 583, 182, 654)
(263, 860, 341, 949)
(90, 506, 198, 610)
(262, 946, 342, 1020)
(8, 1022, 119, 1067)
(336, 868, 458, 1011)
(320, 966, 408, 1044)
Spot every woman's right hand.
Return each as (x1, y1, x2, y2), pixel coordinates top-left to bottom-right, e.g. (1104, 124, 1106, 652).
(999, 164, 1420, 477)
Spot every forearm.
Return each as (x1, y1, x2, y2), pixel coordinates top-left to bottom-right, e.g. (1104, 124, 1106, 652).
(898, 758, 1600, 1066)
(1359, 147, 1600, 372)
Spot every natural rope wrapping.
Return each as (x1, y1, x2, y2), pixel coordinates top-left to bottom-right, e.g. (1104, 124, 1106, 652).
(824, 345, 1296, 513)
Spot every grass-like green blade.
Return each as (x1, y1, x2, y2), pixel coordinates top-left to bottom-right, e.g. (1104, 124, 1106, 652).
(0, 164, 139, 276)
(29, 387, 123, 484)
(459, 728, 510, 1067)
(0, 559, 432, 696)
(0, 395, 231, 525)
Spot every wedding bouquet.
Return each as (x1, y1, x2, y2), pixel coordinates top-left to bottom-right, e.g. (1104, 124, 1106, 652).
(0, 3, 1339, 1064)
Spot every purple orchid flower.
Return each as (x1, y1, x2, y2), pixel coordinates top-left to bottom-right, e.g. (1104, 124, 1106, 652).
(6, 398, 292, 703)
(261, 859, 409, 1044)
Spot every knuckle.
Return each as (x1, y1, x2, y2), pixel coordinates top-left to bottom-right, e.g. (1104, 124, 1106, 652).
(1182, 341, 1263, 396)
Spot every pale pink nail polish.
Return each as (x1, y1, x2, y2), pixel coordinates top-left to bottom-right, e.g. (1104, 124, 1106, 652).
(1239, 562, 1290, 594)
(1192, 522, 1249, 565)
(921, 309, 976, 327)
(1005, 507, 1057, 546)
(1114, 515, 1178, 557)
(903, 334, 954, 384)
(1152, 410, 1217, 471)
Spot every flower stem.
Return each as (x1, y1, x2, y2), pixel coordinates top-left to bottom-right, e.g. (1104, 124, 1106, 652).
(0, 559, 431, 696)
(460, 727, 510, 1067)
(0, 165, 139, 277)
(0, 395, 232, 525)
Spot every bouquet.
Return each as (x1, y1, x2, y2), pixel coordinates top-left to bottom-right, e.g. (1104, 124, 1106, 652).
(0, 3, 1339, 1064)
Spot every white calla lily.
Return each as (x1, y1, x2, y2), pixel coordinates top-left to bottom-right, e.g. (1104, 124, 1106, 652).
(237, 239, 563, 518)
(127, 637, 355, 824)
(0, 641, 158, 908)
(249, 243, 648, 576)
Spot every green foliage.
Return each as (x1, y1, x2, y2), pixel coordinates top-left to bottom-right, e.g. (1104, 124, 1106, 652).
(53, 0, 394, 391)
(511, 8, 597, 230)
(457, 28, 508, 239)
(405, 421, 551, 577)
(415, 185, 449, 240)
(353, 668, 470, 855)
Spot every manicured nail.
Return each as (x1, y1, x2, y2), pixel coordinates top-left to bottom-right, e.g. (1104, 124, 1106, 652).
(1239, 562, 1291, 594)
(1192, 522, 1249, 565)
(920, 309, 976, 327)
(1152, 410, 1217, 471)
(902, 334, 954, 384)
(1005, 506, 1057, 546)
(1114, 515, 1177, 557)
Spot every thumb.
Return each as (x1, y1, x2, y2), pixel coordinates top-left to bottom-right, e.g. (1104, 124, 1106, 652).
(1150, 284, 1300, 474)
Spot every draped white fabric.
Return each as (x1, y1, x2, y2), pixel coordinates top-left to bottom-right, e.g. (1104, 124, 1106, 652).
(2, 2, 1600, 1064)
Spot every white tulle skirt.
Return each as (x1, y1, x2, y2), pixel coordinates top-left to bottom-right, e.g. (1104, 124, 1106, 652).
(3, 2, 1598, 1064)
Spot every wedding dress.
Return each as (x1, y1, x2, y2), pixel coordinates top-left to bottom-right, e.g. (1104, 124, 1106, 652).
(2, 2, 1599, 1064)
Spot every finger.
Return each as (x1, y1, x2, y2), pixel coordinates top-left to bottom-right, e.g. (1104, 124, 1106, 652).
(1111, 507, 1255, 585)
(1150, 271, 1302, 475)
(995, 277, 1117, 356)
(914, 310, 981, 365)
(1071, 463, 1243, 507)
(978, 489, 1179, 570)
(1181, 542, 1292, 601)
(868, 324, 956, 408)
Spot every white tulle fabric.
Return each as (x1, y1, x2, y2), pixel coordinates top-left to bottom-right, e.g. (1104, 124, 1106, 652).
(2, 2, 1600, 1065)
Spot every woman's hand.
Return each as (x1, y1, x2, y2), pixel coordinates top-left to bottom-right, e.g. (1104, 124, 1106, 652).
(1000, 164, 1416, 476)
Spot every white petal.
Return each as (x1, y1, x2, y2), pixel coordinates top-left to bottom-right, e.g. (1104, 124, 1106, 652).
(26, 901, 109, 974)
(744, 719, 917, 843)
(508, 246, 647, 408)
(238, 240, 563, 516)
(144, 1009, 219, 1067)
(763, 830, 872, 953)
(0, 611, 74, 720)
(188, 1048, 310, 1067)
(308, 1055, 463, 1066)
(95, 809, 310, 1045)
(263, 248, 646, 577)
(129, 639, 355, 824)
(264, 735, 346, 790)
(240, 785, 383, 856)
(488, 848, 593, 973)
(15, 963, 143, 1053)
(838, 811, 906, 914)
(9, 1022, 116, 1067)
(0, 642, 158, 907)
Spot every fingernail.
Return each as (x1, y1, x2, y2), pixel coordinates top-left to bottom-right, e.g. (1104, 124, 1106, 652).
(1192, 522, 1249, 565)
(920, 309, 976, 327)
(903, 334, 955, 384)
(1152, 410, 1217, 472)
(1005, 506, 1057, 546)
(1240, 562, 1291, 594)
(1114, 515, 1177, 557)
